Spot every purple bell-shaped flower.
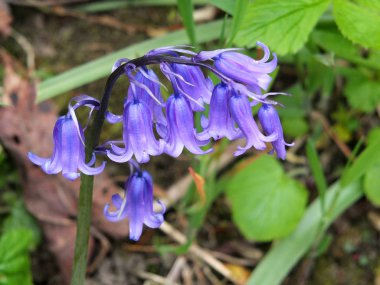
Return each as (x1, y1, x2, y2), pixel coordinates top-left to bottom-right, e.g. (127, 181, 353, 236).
(164, 93, 212, 157)
(28, 96, 105, 181)
(104, 166, 165, 241)
(199, 82, 240, 141)
(258, 104, 293, 160)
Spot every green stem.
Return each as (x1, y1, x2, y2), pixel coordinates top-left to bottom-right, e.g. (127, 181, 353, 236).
(70, 64, 126, 285)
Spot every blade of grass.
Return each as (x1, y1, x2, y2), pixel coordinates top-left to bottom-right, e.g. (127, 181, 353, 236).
(247, 180, 362, 285)
(210, 0, 235, 15)
(177, 0, 197, 46)
(306, 139, 327, 213)
(227, 0, 248, 46)
(37, 19, 227, 102)
(75, 0, 210, 13)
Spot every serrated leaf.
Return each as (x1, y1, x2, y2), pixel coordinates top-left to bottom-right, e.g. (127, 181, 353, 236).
(333, 0, 380, 49)
(235, 0, 330, 55)
(225, 155, 308, 241)
(364, 164, 380, 206)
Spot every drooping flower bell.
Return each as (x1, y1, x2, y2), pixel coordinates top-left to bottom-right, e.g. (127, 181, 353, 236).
(199, 82, 240, 141)
(258, 104, 293, 160)
(195, 42, 276, 93)
(228, 89, 276, 156)
(164, 92, 212, 157)
(106, 96, 164, 164)
(170, 62, 213, 109)
(104, 162, 165, 241)
(28, 96, 106, 180)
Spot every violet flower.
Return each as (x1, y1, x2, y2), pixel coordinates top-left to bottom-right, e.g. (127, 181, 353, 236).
(228, 89, 276, 156)
(258, 104, 293, 160)
(170, 63, 213, 109)
(28, 96, 105, 180)
(104, 165, 165, 241)
(106, 97, 164, 163)
(164, 93, 212, 157)
(199, 82, 240, 141)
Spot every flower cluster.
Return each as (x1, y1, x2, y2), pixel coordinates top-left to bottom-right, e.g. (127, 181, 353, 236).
(28, 42, 291, 240)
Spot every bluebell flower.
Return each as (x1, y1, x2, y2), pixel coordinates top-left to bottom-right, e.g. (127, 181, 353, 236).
(170, 63, 213, 110)
(28, 96, 105, 180)
(104, 167, 165, 241)
(228, 90, 276, 156)
(258, 104, 293, 160)
(127, 68, 167, 128)
(106, 97, 164, 163)
(195, 42, 276, 92)
(199, 82, 240, 141)
(164, 93, 212, 157)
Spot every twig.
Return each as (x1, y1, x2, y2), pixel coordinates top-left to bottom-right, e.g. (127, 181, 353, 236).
(136, 270, 180, 285)
(210, 250, 257, 266)
(311, 111, 352, 158)
(166, 256, 187, 283)
(159, 221, 239, 284)
(9, 28, 35, 72)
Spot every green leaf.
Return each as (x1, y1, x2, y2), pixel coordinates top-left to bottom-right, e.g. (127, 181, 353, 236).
(2, 201, 41, 248)
(75, 0, 210, 13)
(311, 29, 380, 70)
(225, 155, 308, 241)
(306, 140, 328, 212)
(177, 0, 197, 46)
(0, 229, 34, 285)
(364, 164, 380, 206)
(333, 0, 380, 49)
(235, 0, 330, 55)
(277, 84, 309, 137)
(343, 71, 380, 113)
(341, 136, 380, 187)
(37, 20, 228, 102)
(227, 0, 249, 45)
(210, 0, 235, 14)
(247, 181, 362, 285)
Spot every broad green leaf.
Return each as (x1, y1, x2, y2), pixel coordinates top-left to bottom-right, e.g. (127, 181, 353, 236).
(343, 71, 380, 113)
(37, 20, 227, 102)
(333, 0, 380, 49)
(177, 0, 197, 46)
(235, 0, 330, 55)
(225, 155, 308, 241)
(364, 164, 380, 206)
(247, 181, 362, 285)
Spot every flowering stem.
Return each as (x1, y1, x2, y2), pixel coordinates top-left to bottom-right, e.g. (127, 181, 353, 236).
(70, 53, 232, 284)
(70, 64, 126, 285)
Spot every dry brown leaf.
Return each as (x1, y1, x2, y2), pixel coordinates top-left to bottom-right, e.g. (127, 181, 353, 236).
(0, 1, 12, 36)
(0, 50, 129, 283)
